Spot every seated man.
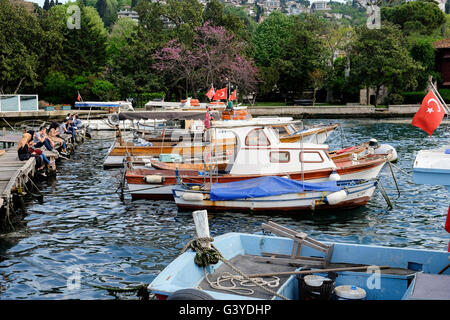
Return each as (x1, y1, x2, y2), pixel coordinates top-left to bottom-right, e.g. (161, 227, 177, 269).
(33, 126, 54, 151)
(59, 118, 76, 143)
(72, 114, 83, 130)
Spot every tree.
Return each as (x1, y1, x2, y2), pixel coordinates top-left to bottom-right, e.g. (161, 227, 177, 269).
(43, 0, 50, 10)
(381, 0, 446, 35)
(349, 23, 423, 106)
(54, 5, 108, 77)
(107, 17, 138, 64)
(203, 0, 251, 42)
(0, 0, 43, 93)
(276, 15, 329, 99)
(153, 23, 257, 100)
(96, 0, 118, 28)
(252, 11, 293, 67)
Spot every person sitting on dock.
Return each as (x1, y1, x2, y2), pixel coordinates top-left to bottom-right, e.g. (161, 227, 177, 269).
(17, 133, 51, 172)
(33, 126, 54, 151)
(48, 122, 68, 155)
(72, 114, 83, 130)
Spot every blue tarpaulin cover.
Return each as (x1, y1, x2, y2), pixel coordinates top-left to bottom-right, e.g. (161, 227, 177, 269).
(209, 176, 341, 201)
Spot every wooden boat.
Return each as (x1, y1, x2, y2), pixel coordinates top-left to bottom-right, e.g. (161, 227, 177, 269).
(172, 178, 378, 213)
(149, 219, 450, 300)
(329, 139, 398, 162)
(125, 122, 389, 199)
(148, 159, 229, 172)
(126, 152, 388, 200)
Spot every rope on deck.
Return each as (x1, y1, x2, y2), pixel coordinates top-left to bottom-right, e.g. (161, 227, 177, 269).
(180, 237, 289, 300)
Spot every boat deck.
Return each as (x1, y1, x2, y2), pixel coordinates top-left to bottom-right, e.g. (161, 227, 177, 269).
(199, 254, 297, 299)
(198, 254, 418, 299)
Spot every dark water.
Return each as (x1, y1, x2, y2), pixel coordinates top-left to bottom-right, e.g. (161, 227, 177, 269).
(0, 119, 449, 299)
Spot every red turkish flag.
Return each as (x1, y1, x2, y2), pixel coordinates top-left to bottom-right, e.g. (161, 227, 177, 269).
(77, 92, 81, 102)
(213, 88, 227, 100)
(229, 90, 237, 101)
(411, 90, 446, 136)
(206, 87, 215, 100)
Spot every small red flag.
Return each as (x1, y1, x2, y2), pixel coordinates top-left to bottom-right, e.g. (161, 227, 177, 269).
(229, 90, 237, 101)
(213, 88, 227, 101)
(77, 92, 81, 102)
(206, 87, 215, 100)
(411, 90, 446, 136)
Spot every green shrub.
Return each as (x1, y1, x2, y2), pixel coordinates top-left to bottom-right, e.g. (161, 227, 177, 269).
(385, 93, 404, 105)
(402, 89, 450, 104)
(401, 91, 426, 104)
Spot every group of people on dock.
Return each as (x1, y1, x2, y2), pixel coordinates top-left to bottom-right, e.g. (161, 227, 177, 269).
(17, 113, 83, 175)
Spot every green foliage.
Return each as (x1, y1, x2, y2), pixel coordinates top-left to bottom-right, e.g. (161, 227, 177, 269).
(96, 0, 118, 28)
(409, 38, 438, 90)
(401, 91, 426, 104)
(252, 11, 293, 67)
(106, 17, 138, 63)
(381, 0, 446, 35)
(91, 79, 119, 100)
(349, 23, 423, 105)
(0, 0, 43, 93)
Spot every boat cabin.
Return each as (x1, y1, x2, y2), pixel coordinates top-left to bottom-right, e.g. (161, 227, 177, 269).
(211, 123, 336, 176)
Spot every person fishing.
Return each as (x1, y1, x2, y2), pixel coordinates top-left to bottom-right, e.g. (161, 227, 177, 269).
(17, 133, 51, 173)
(33, 126, 54, 151)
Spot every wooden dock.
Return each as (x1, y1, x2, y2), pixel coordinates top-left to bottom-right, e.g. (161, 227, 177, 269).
(0, 148, 36, 231)
(0, 127, 87, 233)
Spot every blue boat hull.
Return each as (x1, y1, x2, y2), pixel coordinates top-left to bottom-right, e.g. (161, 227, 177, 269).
(149, 232, 450, 300)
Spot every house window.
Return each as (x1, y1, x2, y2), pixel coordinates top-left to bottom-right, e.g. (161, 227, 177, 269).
(245, 128, 270, 146)
(299, 151, 324, 163)
(270, 151, 290, 163)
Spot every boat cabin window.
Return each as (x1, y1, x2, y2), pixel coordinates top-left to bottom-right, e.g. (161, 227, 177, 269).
(273, 125, 288, 135)
(245, 128, 270, 146)
(299, 151, 324, 163)
(270, 151, 290, 163)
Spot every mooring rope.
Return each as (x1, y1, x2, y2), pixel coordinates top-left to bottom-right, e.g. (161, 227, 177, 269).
(181, 237, 289, 300)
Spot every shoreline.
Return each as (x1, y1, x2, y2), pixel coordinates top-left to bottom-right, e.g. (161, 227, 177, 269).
(247, 104, 423, 119)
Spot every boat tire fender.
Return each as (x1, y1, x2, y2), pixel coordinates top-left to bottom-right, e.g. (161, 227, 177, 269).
(144, 175, 164, 184)
(167, 288, 215, 300)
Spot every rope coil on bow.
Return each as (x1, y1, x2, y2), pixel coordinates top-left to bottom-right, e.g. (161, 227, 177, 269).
(180, 237, 289, 300)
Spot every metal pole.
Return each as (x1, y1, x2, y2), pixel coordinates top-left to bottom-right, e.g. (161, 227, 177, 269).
(430, 81, 450, 115)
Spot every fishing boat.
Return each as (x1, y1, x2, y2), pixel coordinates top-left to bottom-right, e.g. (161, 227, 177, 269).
(149, 214, 450, 300)
(172, 177, 378, 213)
(125, 122, 390, 200)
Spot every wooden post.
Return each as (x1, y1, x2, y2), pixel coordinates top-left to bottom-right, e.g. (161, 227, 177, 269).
(192, 210, 211, 248)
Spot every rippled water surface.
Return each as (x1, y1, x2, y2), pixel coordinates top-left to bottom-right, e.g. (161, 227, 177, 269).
(0, 119, 449, 299)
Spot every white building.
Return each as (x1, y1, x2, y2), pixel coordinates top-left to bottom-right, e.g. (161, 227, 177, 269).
(117, 10, 139, 22)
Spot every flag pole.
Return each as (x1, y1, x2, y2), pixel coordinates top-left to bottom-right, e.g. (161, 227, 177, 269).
(429, 81, 450, 115)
